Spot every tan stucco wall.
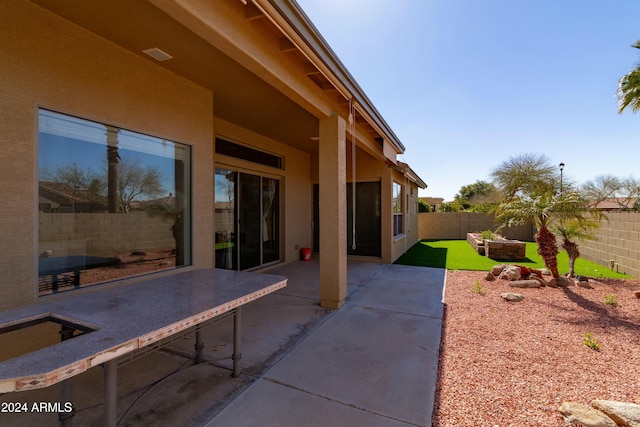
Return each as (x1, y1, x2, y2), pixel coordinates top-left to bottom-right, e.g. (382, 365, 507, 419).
(312, 148, 421, 264)
(213, 118, 312, 264)
(0, 1, 214, 309)
(579, 212, 640, 278)
(389, 170, 421, 263)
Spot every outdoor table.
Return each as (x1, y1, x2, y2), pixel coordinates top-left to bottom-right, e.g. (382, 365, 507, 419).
(0, 268, 287, 426)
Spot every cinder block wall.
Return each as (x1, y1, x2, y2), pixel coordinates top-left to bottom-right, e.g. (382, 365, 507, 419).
(418, 211, 640, 278)
(418, 212, 534, 241)
(579, 212, 640, 278)
(39, 212, 175, 257)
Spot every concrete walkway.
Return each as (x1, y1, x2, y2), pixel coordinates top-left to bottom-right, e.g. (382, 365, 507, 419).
(0, 260, 445, 427)
(206, 260, 446, 427)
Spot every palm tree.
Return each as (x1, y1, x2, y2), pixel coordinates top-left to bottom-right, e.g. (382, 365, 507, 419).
(495, 191, 593, 278)
(554, 218, 601, 278)
(617, 40, 640, 114)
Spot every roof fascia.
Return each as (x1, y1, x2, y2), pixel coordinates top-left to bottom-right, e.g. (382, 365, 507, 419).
(254, 0, 406, 154)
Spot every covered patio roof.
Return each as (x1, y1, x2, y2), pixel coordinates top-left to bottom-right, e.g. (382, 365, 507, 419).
(31, 0, 407, 162)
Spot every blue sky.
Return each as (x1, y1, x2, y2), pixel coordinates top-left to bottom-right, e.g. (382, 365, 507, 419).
(296, 0, 640, 201)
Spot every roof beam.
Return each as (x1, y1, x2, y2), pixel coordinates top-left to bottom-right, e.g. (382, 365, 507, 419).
(245, 3, 264, 20)
(279, 37, 297, 52)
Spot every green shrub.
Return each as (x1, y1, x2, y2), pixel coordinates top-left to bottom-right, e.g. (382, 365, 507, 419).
(471, 279, 486, 296)
(583, 332, 601, 351)
(605, 294, 618, 306)
(479, 230, 495, 240)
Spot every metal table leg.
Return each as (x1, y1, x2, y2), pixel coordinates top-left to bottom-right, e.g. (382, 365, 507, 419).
(104, 360, 117, 427)
(195, 329, 204, 364)
(232, 307, 242, 378)
(59, 326, 75, 427)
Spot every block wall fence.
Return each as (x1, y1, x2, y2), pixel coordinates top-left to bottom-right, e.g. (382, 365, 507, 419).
(39, 212, 175, 258)
(578, 212, 640, 278)
(417, 212, 535, 242)
(418, 212, 640, 278)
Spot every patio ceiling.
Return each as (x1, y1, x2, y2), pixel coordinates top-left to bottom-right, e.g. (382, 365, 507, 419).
(30, 0, 319, 153)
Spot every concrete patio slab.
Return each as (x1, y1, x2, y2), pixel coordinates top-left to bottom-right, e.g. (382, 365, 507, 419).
(208, 378, 415, 427)
(0, 261, 445, 427)
(257, 303, 441, 426)
(350, 277, 444, 318)
(207, 263, 444, 427)
(165, 292, 332, 376)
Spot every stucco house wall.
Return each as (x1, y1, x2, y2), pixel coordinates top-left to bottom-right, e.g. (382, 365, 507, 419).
(1, 0, 426, 310)
(1, 0, 215, 309)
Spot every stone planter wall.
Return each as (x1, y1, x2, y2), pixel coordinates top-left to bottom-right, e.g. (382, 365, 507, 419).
(466, 233, 485, 255)
(485, 240, 526, 260)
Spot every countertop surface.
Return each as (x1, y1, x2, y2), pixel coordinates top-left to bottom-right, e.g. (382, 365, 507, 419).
(0, 268, 287, 392)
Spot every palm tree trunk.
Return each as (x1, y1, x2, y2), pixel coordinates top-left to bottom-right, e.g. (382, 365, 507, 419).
(562, 238, 580, 278)
(535, 226, 559, 278)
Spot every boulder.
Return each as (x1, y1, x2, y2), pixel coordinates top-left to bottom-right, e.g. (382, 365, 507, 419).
(516, 265, 532, 276)
(551, 276, 574, 288)
(499, 265, 521, 281)
(577, 280, 594, 289)
(528, 274, 547, 287)
(485, 272, 496, 281)
(530, 268, 543, 277)
(509, 279, 543, 288)
(501, 293, 524, 302)
(491, 264, 506, 276)
(591, 400, 640, 427)
(558, 402, 617, 427)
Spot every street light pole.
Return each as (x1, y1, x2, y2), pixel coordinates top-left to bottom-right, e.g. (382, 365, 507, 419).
(559, 162, 565, 194)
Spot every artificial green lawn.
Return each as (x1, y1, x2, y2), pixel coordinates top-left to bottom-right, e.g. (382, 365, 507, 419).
(395, 240, 631, 279)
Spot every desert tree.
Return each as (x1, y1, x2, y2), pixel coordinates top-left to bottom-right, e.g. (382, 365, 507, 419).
(492, 154, 595, 278)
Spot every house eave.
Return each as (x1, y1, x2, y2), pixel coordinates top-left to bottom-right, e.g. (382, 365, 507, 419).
(254, 0, 406, 155)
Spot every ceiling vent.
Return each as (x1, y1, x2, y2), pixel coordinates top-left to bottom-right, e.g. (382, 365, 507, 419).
(142, 47, 173, 61)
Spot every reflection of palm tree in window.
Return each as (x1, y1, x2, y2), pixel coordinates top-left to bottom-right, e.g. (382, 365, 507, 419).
(106, 126, 120, 213)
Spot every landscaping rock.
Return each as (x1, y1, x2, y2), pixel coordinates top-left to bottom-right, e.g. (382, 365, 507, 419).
(516, 265, 531, 276)
(591, 400, 640, 427)
(499, 265, 521, 281)
(501, 293, 524, 302)
(550, 276, 574, 288)
(558, 402, 617, 427)
(634, 291, 640, 299)
(485, 272, 496, 281)
(528, 274, 547, 287)
(509, 279, 543, 288)
(491, 264, 506, 276)
(577, 280, 594, 289)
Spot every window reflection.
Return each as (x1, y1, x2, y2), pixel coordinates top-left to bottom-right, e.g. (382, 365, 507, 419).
(38, 109, 191, 295)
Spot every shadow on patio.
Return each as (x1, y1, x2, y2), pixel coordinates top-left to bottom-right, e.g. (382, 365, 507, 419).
(0, 260, 445, 427)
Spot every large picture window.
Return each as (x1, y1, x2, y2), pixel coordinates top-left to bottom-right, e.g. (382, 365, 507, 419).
(392, 181, 404, 237)
(38, 109, 191, 295)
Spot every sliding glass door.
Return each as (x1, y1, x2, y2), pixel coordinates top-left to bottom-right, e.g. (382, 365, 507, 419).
(215, 169, 279, 270)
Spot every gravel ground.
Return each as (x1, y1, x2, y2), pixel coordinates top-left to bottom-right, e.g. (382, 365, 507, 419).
(432, 270, 640, 427)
